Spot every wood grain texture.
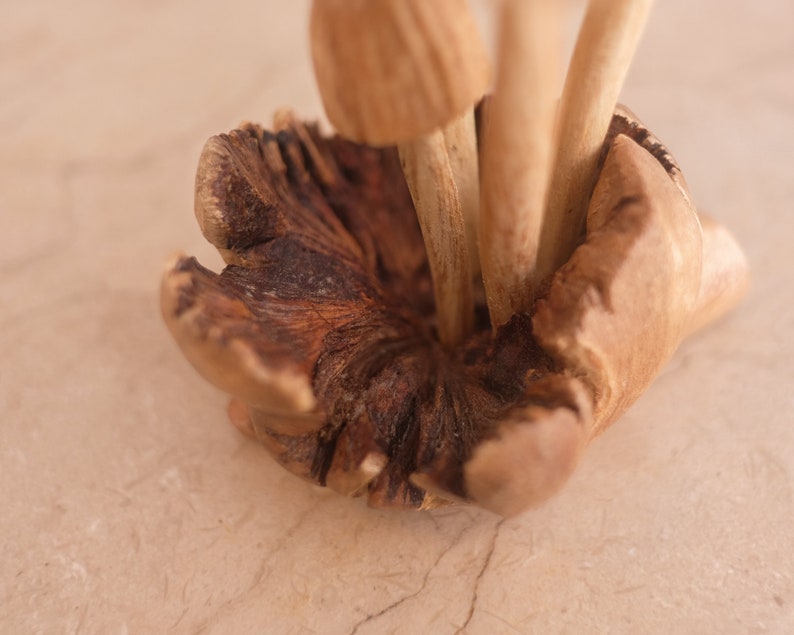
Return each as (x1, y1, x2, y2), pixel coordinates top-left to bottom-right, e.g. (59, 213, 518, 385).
(161, 110, 746, 516)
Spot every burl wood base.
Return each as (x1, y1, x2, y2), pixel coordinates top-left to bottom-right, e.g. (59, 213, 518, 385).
(161, 109, 747, 517)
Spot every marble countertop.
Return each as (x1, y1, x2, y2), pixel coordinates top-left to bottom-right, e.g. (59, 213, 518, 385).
(2, 1, 792, 632)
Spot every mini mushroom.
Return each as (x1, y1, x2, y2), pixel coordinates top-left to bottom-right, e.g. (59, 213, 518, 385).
(309, 0, 490, 347)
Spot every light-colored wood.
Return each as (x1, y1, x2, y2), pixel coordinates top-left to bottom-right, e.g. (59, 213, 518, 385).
(479, 0, 561, 326)
(309, 0, 490, 145)
(399, 132, 474, 347)
(464, 379, 592, 517)
(685, 213, 750, 336)
(536, 0, 654, 283)
(443, 110, 481, 280)
(470, 132, 749, 516)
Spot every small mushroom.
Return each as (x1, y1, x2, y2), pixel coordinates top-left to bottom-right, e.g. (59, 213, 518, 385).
(161, 108, 747, 516)
(309, 0, 490, 347)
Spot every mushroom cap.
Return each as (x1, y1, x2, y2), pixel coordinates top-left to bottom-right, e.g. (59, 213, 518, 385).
(310, 0, 490, 145)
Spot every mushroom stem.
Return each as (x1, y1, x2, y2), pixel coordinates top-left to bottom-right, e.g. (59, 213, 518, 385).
(479, 0, 561, 327)
(399, 131, 474, 348)
(535, 0, 654, 284)
(443, 110, 481, 281)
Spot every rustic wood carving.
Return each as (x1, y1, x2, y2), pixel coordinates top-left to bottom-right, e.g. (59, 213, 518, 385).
(161, 108, 747, 516)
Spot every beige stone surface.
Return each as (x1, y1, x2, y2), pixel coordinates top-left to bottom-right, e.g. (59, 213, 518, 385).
(2, 1, 792, 633)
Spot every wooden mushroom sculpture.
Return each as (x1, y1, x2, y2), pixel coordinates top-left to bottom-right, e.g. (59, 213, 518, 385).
(160, 2, 748, 517)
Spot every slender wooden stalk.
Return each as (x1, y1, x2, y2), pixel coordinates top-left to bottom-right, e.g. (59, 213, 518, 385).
(535, 0, 654, 284)
(443, 110, 481, 280)
(479, 0, 561, 327)
(399, 132, 474, 348)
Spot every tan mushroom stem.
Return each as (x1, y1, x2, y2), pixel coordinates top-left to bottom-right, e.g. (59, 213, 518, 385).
(536, 0, 654, 284)
(398, 132, 474, 348)
(479, 0, 561, 327)
(442, 110, 481, 281)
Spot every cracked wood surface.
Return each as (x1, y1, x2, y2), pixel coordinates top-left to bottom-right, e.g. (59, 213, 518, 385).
(2, 1, 793, 633)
